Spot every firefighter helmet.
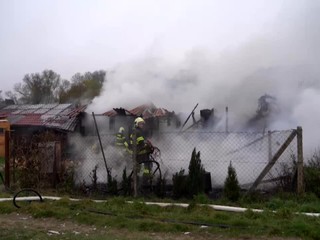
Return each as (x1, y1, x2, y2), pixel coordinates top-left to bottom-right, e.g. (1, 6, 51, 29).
(134, 117, 145, 126)
(118, 127, 125, 133)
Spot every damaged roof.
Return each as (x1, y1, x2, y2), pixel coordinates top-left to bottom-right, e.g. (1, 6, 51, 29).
(103, 103, 173, 119)
(0, 103, 86, 131)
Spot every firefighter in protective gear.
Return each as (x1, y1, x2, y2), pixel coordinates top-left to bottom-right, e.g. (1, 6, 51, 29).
(130, 117, 153, 176)
(115, 126, 131, 157)
(115, 127, 129, 148)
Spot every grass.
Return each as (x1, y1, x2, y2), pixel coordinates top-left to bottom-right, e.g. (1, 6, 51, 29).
(0, 193, 319, 239)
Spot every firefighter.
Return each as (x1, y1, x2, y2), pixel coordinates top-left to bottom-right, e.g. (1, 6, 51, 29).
(115, 126, 130, 156)
(115, 127, 129, 148)
(130, 117, 153, 176)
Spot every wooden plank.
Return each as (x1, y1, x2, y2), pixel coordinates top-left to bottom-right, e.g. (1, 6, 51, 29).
(296, 126, 304, 195)
(53, 141, 61, 187)
(4, 130, 10, 188)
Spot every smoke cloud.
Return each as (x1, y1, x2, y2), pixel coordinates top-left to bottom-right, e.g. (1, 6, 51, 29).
(88, 1, 320, 155)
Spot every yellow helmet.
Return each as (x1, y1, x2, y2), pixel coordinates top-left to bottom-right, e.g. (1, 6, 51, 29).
(118, 127, 125, 133)
(134, 117, 145, 126)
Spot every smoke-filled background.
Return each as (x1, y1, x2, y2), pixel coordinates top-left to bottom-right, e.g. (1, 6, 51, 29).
(87, 0, 320, 156)
(1, 0, 319, 157)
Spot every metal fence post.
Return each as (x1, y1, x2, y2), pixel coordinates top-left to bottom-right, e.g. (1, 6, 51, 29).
(225, 106, 229, 133)
(268, 131, 272, 162)
(92, 112, 111, 180)
(132, 127, 138, 197)
(296, 126, 304, 195)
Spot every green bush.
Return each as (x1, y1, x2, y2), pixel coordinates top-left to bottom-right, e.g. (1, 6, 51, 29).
(304, 167, 320, 197)
(223, 161, 240, 202)
(121, 167, 132, 196)
(172, 169, 188, 198)
(187, 148, 206, 197)
(107, 172, 118, 195)
(172, 148, 206, 199)
(154, 176, 166, 198)
(304, 149, 320, 198)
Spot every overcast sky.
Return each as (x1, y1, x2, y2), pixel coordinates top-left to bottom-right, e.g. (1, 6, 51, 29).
(0, 0, 284, 92)
(1, 0, 320, 153)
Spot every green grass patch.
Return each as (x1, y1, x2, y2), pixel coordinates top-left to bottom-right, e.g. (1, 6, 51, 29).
(0, 195, 319, 239)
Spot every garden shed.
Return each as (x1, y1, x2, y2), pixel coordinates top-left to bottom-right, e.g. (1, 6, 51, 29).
(0, 103, 86, 187)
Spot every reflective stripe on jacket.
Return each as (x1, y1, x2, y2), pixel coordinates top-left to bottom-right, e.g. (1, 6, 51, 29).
(130, 128, 148, 155)
(115, 132, 128, 147)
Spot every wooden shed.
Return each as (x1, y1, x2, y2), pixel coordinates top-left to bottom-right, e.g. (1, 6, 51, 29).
(0, 119, 10, 157)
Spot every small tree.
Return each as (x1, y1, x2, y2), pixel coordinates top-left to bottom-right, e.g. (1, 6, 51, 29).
(172, 148, 206, 199)
(107, 172, 118, 195)
(187, 148, 206, 197)
(155, 175, 166, 198)
(304, 150, 320, 197)
(121, 167, 132, 196)
(172, 169, 188, 199)
(224, 161, 240, 201)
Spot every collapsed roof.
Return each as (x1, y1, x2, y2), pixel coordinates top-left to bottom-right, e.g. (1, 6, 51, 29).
(102, 103, 174, 119)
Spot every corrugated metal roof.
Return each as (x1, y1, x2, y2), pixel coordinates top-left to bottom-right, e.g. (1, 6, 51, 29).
(103, 107, 131, 117)
(154, 108, 170, 117)
(103, 109, 117, 117)
(15, 114, 42, 126)
(103, 104, 172, 119)
(0, 104, 85, 131)
(129, 104, 155, 116)
(2, 105, 18, 110)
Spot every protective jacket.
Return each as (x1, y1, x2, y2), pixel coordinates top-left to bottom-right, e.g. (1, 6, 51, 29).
(115, 127, 130, 156)
(129, 127, 153, 175)
(129, 127, 149, 155)
(115, 130, 129, 148)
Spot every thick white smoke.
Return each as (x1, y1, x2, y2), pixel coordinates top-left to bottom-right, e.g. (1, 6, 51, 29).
(88, 1, 320, 156)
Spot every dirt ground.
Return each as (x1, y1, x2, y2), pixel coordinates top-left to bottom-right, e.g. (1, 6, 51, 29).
(0, 212, 96, 236)
(0, 213, 302, 240)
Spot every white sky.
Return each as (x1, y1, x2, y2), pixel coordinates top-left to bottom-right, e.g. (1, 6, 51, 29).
(0, 0, 283, 92)
(1, 0, 320, 153)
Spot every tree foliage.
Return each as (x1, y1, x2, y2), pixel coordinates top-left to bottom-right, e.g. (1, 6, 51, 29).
(172, 148, 206, 198)
(188, 148, 206, 197)
(14, 70, 61, 104)
(59, 70, 106, 104)
(223, 161, 240, 201)
(172, 169, 188, 198)
(10, 69, 106, 105)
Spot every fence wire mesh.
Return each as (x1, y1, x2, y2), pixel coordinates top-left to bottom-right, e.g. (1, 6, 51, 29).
(68, 129, 297, 192)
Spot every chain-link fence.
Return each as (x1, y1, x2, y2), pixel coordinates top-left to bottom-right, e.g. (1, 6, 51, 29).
(6, 126, 301, 196)
(68, 128, 299, 193)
